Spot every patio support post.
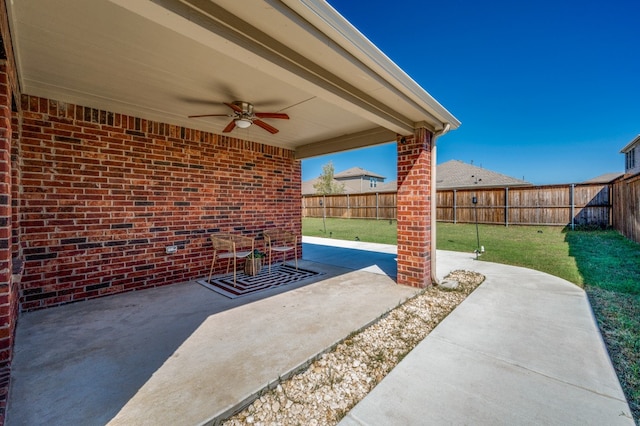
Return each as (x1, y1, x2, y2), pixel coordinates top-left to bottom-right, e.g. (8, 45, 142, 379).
(453, 189, 457, 224)
(396, 127, 433, 288)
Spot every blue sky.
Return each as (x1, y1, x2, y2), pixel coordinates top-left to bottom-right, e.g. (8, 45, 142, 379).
(302, 0, 640, 185)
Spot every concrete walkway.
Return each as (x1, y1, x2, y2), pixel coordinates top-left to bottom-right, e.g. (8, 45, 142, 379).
(7, 239, 634, 425)
(341, 249, 634, 425)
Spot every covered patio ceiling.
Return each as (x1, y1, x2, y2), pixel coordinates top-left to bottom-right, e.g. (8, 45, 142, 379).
(6, 0, 459, 159)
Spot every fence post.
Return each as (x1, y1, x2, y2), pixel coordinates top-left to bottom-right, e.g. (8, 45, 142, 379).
(376, 192, 379, 220)
(347, 194, 350, 219)
(505, 187, 509, 227)
(608, 183, 613, 227)
(570, 184, 575, 230)
(453, 189, 457, 224)
(322, 195, 327, 232)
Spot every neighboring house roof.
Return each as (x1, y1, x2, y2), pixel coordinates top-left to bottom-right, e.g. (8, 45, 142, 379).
(620, 135, 640, 153)
(377, 180, 397, 192)
(304, 166, 388, 195)
(582, 172, 624, 184)
(435, 160, 531, 189)
(303, 161, 531, 195)
(302, 178, 321, 195)
(334, 167, 385, 180)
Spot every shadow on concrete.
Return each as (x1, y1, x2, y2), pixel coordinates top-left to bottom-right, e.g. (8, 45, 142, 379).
(7, 242, 412, 425)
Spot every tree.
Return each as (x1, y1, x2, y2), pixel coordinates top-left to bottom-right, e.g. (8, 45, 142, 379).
(313, 161, 345, 195)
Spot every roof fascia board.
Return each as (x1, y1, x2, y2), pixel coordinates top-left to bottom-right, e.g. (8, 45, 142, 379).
(295, 127, 396, 159)
(620, 135, 640, 153)
(4, 0, 25, 93)
(111, 0, 415, 135)
(284, 0, 460, 130)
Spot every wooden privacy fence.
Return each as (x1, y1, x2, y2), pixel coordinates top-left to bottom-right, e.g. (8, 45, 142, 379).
(303, 183, 613, 227)
(437, 184, 611, 227)
(612, 173, 640, 243)
(303, 192, 397, 220)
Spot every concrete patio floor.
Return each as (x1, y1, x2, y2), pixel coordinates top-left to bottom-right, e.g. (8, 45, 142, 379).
(7, 238, 415, 425)
(7, 238, 633, 425)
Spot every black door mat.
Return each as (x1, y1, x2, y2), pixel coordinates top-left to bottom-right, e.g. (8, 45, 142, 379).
(197, 264, 323, 299)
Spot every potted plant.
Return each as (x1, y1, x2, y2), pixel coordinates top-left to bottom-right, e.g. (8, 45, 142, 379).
(244, 249, 266, 276)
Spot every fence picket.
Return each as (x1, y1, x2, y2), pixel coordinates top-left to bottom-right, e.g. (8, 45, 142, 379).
(303, 184, 612, 227)
(303, 174, 639, 244)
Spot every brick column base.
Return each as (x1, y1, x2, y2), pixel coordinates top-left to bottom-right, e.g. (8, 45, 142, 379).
(396, 128, 433, 288)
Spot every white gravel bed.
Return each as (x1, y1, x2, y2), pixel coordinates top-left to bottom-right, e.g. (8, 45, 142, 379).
(222, 270, 485, 426)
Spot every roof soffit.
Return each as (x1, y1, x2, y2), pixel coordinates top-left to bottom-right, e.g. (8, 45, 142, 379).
(117, 0, 419, 134)
(8, 0, 459, 157)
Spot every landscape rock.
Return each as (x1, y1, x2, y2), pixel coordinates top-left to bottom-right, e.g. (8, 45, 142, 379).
(223, 270, 484, 426)
(439, 279, 460, 290)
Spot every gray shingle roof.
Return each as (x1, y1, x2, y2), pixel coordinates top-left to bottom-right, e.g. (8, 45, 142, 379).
(334, 167, 385, 180)
(582, 172, 624, 184)
(435, 160, 531, 189)
(301, 178, 320, 195)
(302, 161, 531, 195)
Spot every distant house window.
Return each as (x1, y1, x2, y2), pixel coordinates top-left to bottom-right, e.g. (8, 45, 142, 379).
(370, 177, 376, 188)
(626, 148, 636, 170)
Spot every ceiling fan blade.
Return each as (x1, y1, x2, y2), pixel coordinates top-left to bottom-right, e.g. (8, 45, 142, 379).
(177, 96, 222, 107)
(253, 119, 279, 134)
(254, 112, 289, 120)
(222, 120, 236, 133)
(188, 113, 232, 118)
(224, 102, 243, 113)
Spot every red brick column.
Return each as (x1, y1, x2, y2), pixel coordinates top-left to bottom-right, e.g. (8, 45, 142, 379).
(396, 127, 433, 288)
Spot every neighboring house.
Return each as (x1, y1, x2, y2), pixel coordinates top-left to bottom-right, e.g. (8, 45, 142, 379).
(621, 135, 640, 175)
(302, 160, 529, 195)
(436, 160, 531, 189)
(302, 167, 396, 195)
(335, 167, 386, 192)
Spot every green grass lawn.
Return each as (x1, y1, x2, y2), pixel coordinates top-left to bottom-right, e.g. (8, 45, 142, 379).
(436, 223, 583, 285)
(302, 217, 640, 421)
(302, 217, 398, 245)
(302, 219, 581, 285)
(564, 230, 640, 420)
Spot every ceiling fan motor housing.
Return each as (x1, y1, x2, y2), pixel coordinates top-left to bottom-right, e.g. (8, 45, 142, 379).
(234, 101, 253, 117)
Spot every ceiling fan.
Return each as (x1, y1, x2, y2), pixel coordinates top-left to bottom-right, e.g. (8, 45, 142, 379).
(188, 101, 289, 134)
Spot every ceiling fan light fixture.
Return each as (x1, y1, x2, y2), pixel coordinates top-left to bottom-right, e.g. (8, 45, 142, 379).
(235, 118, 252, 128)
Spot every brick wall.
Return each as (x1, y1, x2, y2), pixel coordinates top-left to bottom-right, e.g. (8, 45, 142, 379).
(0, 1, 21, 418)
(10, 111, 20, 270)
(19, 95, 301, 311)
(0, 62, 17, 424)
(396, 128, 433, 288)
